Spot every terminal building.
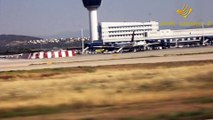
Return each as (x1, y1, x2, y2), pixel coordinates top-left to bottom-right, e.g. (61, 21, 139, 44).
(100, 21, 159, 42)
(99, 21, 213, 45)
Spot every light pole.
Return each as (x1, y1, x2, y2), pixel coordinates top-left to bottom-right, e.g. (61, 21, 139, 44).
(199, 19, 205, 46)
(40, 40, 43, 51)
(81, 29, 84, 54)
(202, 22, 205, 46)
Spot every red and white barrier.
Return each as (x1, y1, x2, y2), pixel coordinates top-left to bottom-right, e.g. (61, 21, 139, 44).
(29, 50, 75, 59)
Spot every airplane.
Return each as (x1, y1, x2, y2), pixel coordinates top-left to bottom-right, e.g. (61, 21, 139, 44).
(84, 31, 148, 53)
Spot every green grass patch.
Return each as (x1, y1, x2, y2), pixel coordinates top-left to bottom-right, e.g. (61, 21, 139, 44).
(187, 71, 213, 83)
(118, 109, 213, 120)
(0, 106, 64, 118)
(0, 99, 114, 119)
(80, 118, 96, 120)
(184, 97, 213, 104)
(0, 102, 94, 118)
(137, 80, 180, 92)
(149, 110, 213, 120)
(119, 117, 138, 120)
(0, 66, 97, 81)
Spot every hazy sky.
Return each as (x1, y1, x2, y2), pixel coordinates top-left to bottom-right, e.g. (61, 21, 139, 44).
(0, 0, 213, 38)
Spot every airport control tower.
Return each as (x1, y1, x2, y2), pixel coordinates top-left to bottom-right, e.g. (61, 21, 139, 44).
(82, 0, 102, 41)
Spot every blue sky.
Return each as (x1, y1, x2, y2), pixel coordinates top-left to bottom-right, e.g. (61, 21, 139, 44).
(0, 0, 213, 38)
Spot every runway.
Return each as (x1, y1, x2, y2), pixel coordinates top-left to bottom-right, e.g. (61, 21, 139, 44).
(1, 47, 213, 71)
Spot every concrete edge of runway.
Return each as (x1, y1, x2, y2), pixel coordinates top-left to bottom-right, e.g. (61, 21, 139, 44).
(28, 51, 213, 66)
(1, 54, 213, 72)
(1, 46, 213, 72)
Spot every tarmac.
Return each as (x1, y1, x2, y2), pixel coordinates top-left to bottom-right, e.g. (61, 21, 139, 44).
(1, 46, 213, 71)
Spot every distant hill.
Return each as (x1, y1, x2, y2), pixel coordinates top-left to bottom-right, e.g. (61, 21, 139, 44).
(0, 34, 42, 55)
(0, 34, 83, 55)
(0, 34, 41, 42)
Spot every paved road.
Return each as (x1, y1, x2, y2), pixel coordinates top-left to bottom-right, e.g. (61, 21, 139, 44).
(0, 47, 213, 71)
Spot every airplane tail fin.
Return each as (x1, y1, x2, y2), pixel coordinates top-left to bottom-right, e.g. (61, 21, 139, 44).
(131, 30, 136, 43)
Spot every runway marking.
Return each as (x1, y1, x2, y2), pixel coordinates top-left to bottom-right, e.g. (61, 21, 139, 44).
(112, 54, 119, 57)
(47, 61, 53, 65)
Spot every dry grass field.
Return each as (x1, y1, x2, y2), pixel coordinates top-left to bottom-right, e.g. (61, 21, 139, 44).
(0, 61, 213, 120)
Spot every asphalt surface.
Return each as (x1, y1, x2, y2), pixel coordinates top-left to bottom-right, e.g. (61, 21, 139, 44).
(0, 47, 213, 71)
